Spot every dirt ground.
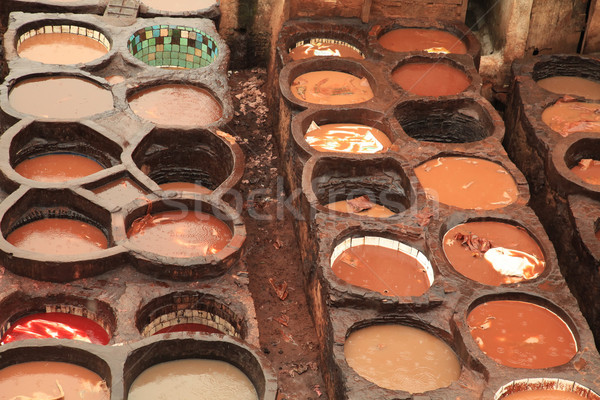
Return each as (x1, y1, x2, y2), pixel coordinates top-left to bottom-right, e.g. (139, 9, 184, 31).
(227, 68, 327, 400)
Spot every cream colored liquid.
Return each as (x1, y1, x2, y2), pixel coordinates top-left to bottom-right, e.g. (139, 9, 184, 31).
(537, 76, 600, 100)
(0, 361, 109, 399)
(344, 324, 461, 393)
(128, 359, 258, 400)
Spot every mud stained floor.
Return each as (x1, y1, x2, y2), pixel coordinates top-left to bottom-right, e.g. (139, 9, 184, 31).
(228, 68, 327, 400)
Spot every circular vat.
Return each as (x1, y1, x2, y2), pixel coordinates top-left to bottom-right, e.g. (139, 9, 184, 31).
(126, 82, 223, 127)
(140, 0, 217, 12)
(441, 219, 545, 286)
(7, 73, 113, 120)
(495, 378, 600, 400)
(0, 188, 119, 281)
(466, 295, 578, 369)
(137, 292, 245, 338)
(129, 127, 241, 194)
(16, 22, 110, 65)
(3, 120, 122, 185)
(307, 157, 413, 218)
(278, 20, 367, 62)
(0, 293, 115, 345)
(391, 57, 472, 97)
(533, 56, 600, 100)
(561, 137, 600, 186)
(414, 156, 519, 210)
(127, 25, 218, 69)
(0, 345, 111, 399)
(541, 99, 600, 138)
(292, 108, 396, 155)
(123, 336, 276, 400)
(124, 197, 245, 280)
(330, 235, 434, 297)
(394, 98, 495, 143)
(344, 321, 461, 393)
(280, 58, 376, 108)
(378, 26, 467, 54)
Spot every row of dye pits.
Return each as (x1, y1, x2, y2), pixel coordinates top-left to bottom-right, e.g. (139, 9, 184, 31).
(0, 14, 271, 400)
(278, 22, 600, 399)
(511, 57, 600, 240)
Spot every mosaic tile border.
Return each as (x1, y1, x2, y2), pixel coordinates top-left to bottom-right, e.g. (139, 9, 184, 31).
(128, 24, 218, 69)
(17, 24, 111, 51)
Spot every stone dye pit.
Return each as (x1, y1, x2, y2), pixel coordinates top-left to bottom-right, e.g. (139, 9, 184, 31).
(0, 3, 600, 400)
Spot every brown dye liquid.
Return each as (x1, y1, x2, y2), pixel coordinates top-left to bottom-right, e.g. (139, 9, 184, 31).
(326, 199, 396, 218)
(127, 210, 232, 258)
(414, 157, 518, 210)
(571, 159, 600, 185)
(536, 76, 600, 100)
(443, 221, 545, 286)
(291, 71, 374, 105)
(14, 153, 104, 182)
(141, 0, 216, 11)
(542, 101, 600, 137)
(6, 218, 108, 255)
(391, 63, 470, 96)
(378, 28, 467, 54)
(159, 181, 212, 194)
(93, 178, 147, 204)
(344, 324, 461, 393)
(305, 123, 391, 153)
(502, 390, 589, 400)
(128, 359, 258, 400)
(467, 300, 577, 369)
(0, 361, 109, 399)
(9, 76, 113, 119)
(332, 244, 430, 296)
(128, 84, 222, 127)
(18, 33, 108, 65)
(289, 42, 363, 60)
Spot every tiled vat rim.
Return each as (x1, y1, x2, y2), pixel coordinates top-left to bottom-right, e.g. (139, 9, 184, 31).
(0, 304, 110, 342)
(330, 236, 434, 285)
(289, 38, 365, 59)
(495, 378, 600, 399)
(17, 24, 110, 50)
(141, 309, 241, 338)
(128, 24, 219, 69)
